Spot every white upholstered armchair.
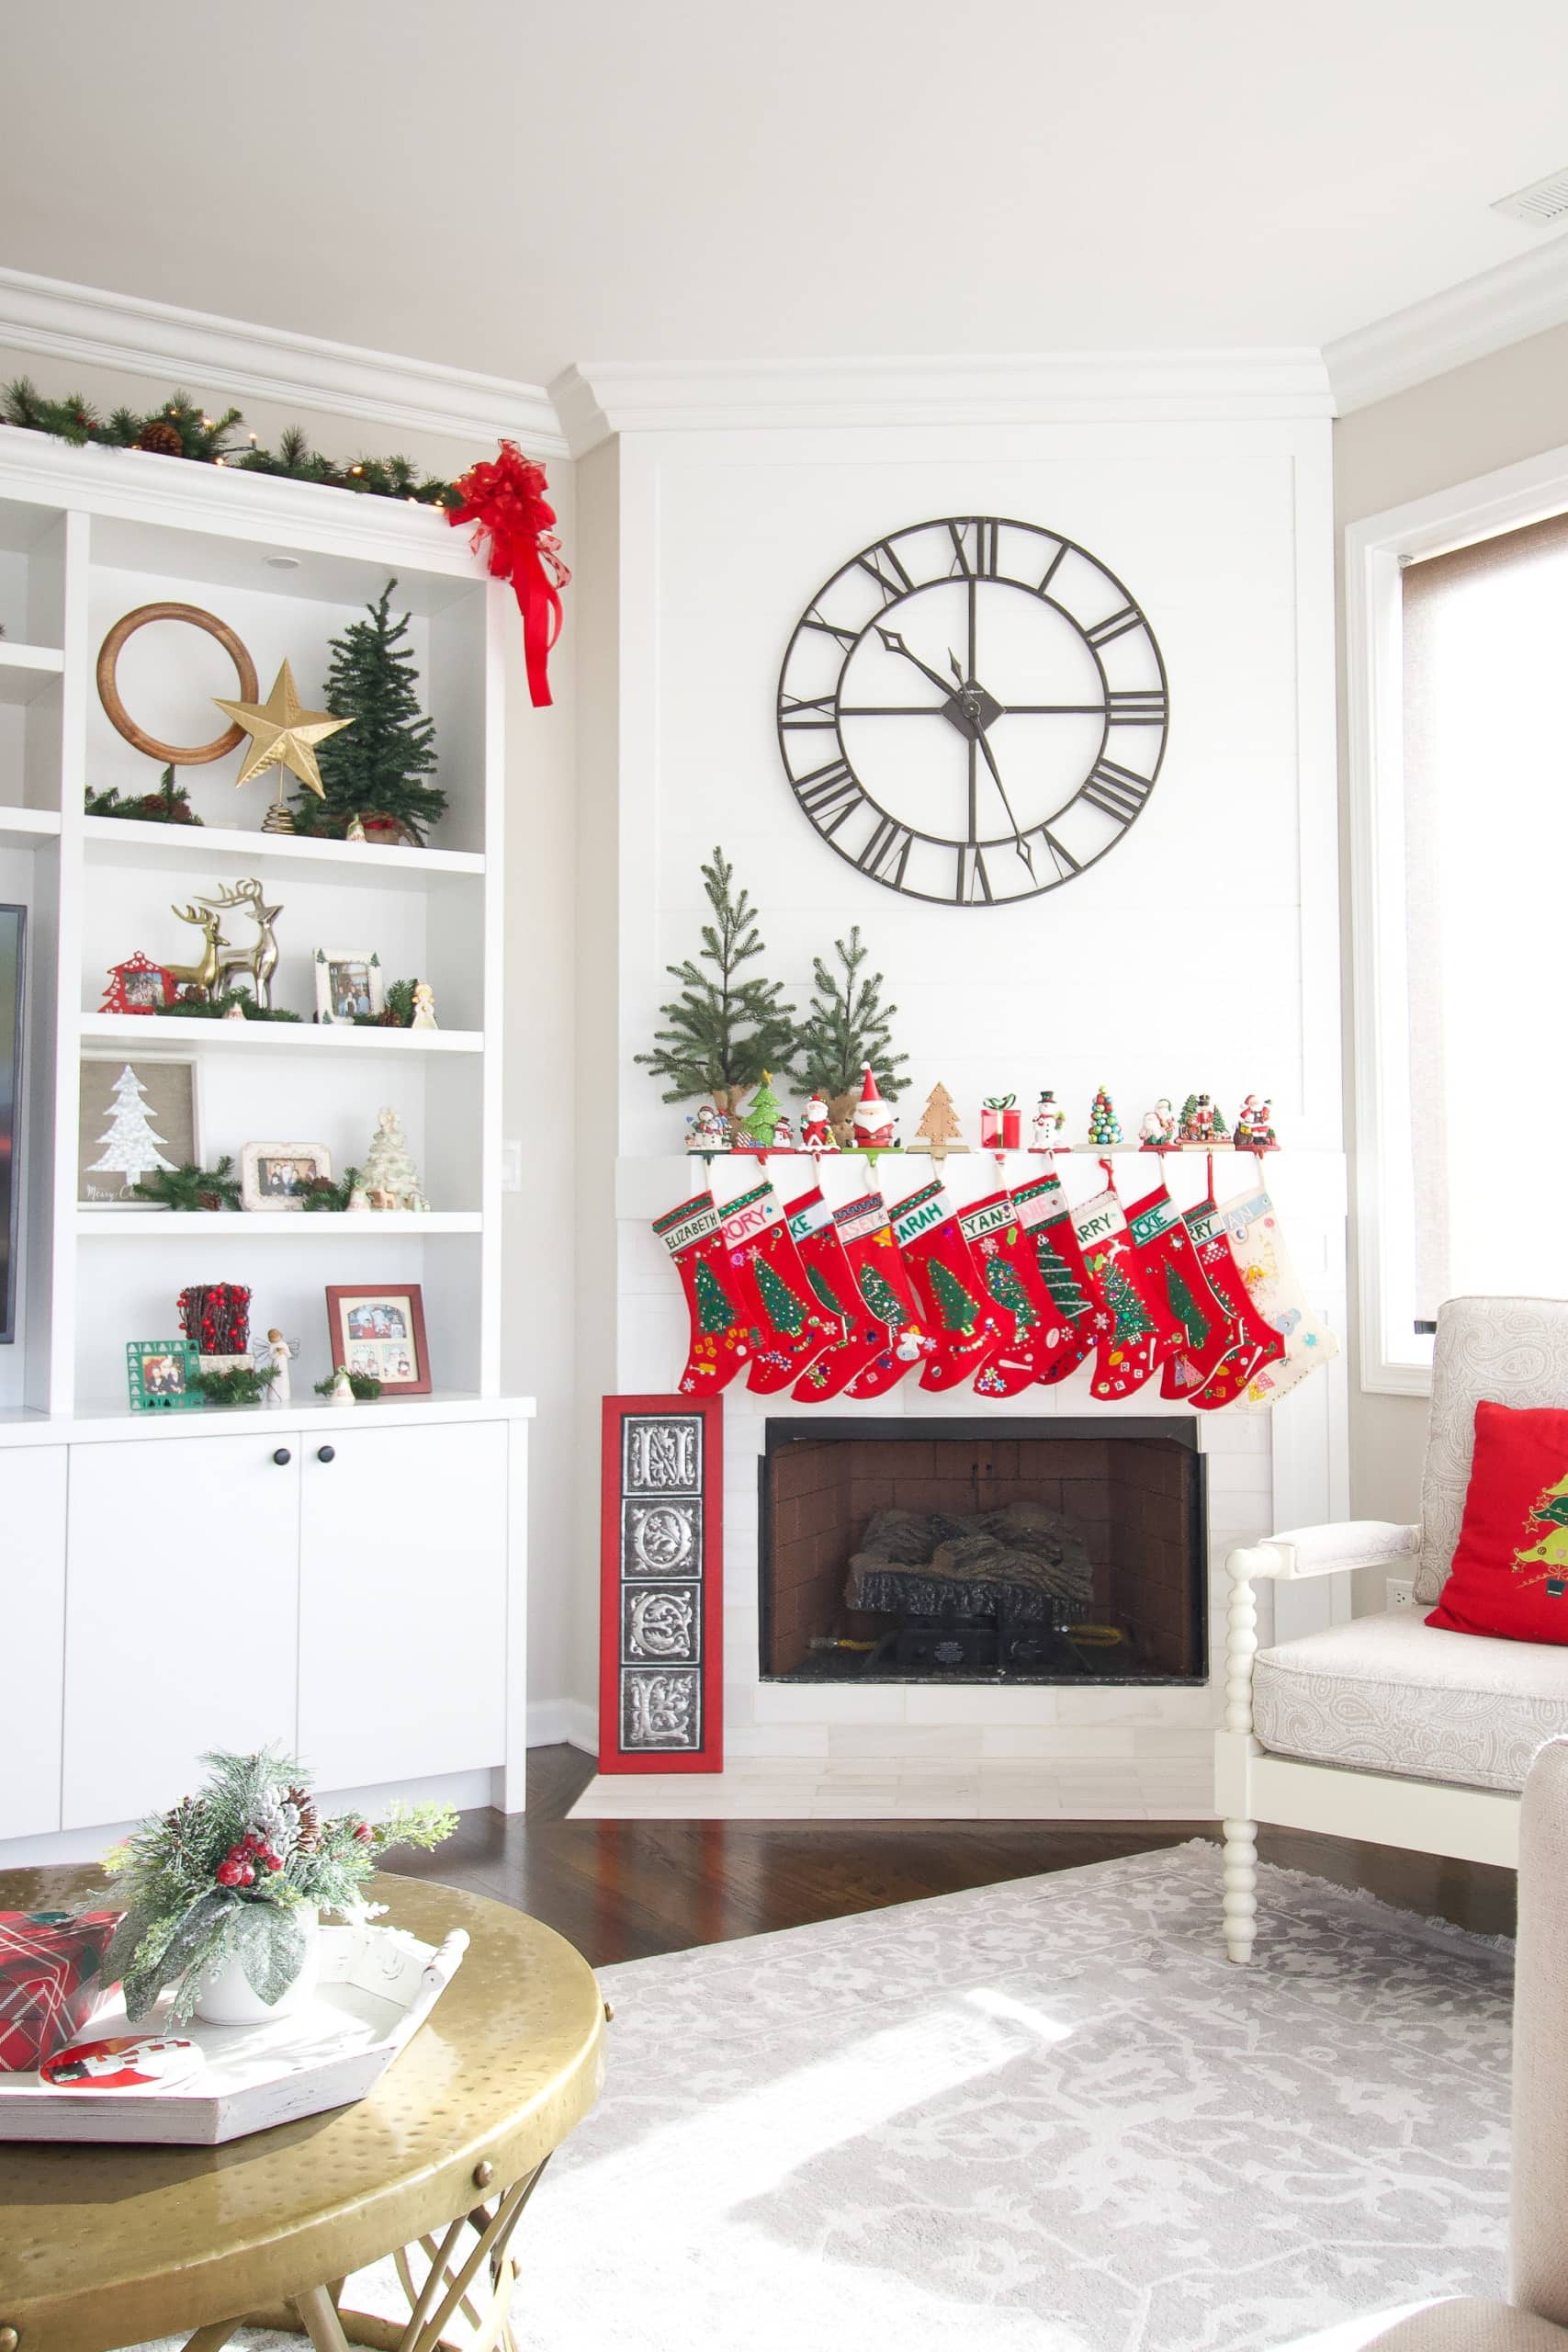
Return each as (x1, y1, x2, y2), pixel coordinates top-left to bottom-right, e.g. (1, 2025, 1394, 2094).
(1216, 1297, 1568, 1963)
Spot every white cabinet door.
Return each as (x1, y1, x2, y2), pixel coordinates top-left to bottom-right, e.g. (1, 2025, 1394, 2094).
(0, 1447, 69, 1839)
(298, 1422, 508, 1790)
(62, 1435, 301, 1829)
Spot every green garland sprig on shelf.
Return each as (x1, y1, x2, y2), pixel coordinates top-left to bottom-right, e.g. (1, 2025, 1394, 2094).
(130, 1155, 243, 1212)
(312, 1368, 382, 1399)
(85, 767, 204, 826)
(1, 380, 458, 510)
(299, 1166, 364, 1212)
(153, 989, 301, 1023)
(353, 978, 419, 1028)
(191, 1363, 278, 1407)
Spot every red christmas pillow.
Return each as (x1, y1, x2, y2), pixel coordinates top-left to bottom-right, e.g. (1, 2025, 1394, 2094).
(1427, 1400, 1568, 1645)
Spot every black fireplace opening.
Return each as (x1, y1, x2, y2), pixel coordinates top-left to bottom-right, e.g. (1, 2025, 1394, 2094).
(758, 1419, 1207, 1686)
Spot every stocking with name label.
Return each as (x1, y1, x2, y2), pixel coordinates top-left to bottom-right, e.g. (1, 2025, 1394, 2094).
(784, 1186, 886, 1403)
(654, 1189, 752, 1397)
(835, 1191, 940, 1400)
(1123, 1182, 1237, 1401)
(888, 1177, 1002, 1392)
(1167, 1192, 1288, 1407)
(1072, 1179, 1185, 1402)
(716, 1178, 840, 1396)
(1220, 1182, 1339, 1409)
(958, 1190, 1070, 1397)
(1009, 1168, 1100, 1385)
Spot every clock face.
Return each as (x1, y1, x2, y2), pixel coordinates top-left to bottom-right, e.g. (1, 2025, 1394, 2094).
(776, 514, 1168, 906)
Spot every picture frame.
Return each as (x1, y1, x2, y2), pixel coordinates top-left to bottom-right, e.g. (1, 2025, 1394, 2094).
(241, 1139, 333, 1211)
(126, 1339, 203, 1411)
(324, 1283, 431, 1396)
(78, 1051, 200, 1209)
(315, 948, 383, 1025)
(100, 952, 177, 1015)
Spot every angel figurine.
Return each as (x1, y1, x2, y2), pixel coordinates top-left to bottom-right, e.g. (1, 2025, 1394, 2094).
(255, 1327, 300, 1406)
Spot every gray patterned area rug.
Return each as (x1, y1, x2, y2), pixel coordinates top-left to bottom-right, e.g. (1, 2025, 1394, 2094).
(173, 1844, 1513, 2352)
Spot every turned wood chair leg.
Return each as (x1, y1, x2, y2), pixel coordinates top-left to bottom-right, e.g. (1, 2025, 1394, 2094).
(1223, 1818, 1258, 1963)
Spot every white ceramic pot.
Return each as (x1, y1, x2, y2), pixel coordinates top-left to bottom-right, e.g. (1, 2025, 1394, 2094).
(193, 1905, 321, 2027)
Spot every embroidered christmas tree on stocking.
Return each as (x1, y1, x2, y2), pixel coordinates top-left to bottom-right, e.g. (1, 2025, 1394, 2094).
(784, 1187, 890, 1402)
(958, 1191, 1070, 1397)
(1220, 1183, 1338, 1408)
(889, 1178, 1001, 1392)
(654, 1190, 751, 1396)
(836, 1193, 939, 1399)
(1009, 1169, 1099, 1384)
(716, 1178, 840, 1396)
(1072, 1182, 1184, 1400)
(1167, 1193, 1287, 1407)
(1123, 1182, 1235, 1399)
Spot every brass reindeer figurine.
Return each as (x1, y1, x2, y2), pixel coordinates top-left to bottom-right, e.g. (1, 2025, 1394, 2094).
(164, 903, 229, 1001)
(197, 878, 283, 1011)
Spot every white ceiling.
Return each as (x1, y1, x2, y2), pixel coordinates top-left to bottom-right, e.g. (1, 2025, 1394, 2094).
(5, 0, 1568, 386)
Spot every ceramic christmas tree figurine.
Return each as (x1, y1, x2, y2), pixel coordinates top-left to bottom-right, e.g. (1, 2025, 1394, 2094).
(1087, 1086, 1121, 1146)
(1235, 1094, 1277, 1149)
(852, 1065, 898, 1150)
(913, 1081, 967, 1156)
(1139, 1098, 1179, 1149)
(1030, 1091, 1066, 1151)
(361, 1105, 423, 1209)
(737, 1072, 785, 1148)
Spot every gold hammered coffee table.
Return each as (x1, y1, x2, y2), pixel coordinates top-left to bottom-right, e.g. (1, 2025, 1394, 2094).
(0, 1868, 607, 2352)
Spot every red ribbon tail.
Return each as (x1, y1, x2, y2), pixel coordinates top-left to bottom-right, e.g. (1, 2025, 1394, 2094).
(517, 547, 562, 708)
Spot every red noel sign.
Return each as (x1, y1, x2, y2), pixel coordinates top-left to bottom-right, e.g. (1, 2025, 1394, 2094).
(446, 440, 570, 708)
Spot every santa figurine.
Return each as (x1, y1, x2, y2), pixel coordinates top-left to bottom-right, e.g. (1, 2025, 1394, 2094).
(1030, 1091, 1066, 1152)
(801, 1091, 834, 1151)
(852, 1064, 898, 1151)
(1139, 1099, 1178, 1150)
(1235, 1094, 1278, 1149)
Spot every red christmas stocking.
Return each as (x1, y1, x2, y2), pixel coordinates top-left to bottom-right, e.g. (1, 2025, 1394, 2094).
(1162, 1193, 1288, 1407)
(1009, 1170, 1100, 1385)
(957, 1191, 1068, 1397)
(888, 1178, 1002, 1393)
(654, 1189, 750, 1397)
(1123, 1182, 1236, 1400)
(836, 1192, 940, 1401)
(1071, 1181, 1185, 1401)
(716, 1178, 840, 1396)
(784, 1187, 884, 1403)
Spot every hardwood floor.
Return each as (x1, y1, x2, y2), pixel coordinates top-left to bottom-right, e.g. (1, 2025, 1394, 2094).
(381, 1746, 1519, 1966)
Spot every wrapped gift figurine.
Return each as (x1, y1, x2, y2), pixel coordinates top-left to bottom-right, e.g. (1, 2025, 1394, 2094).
(979, 1094, 1021, 1149)
(0, 1910, 123, 2071)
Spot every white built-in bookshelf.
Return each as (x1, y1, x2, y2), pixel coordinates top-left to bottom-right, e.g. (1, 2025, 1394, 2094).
(0, 426, 509, 1419)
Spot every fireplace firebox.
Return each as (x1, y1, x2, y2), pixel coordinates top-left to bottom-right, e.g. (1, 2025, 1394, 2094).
(759, 1419, 1206, 1685)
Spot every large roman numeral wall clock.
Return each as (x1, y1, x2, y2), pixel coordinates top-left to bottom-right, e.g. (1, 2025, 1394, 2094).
(775, 515, 1168, 906)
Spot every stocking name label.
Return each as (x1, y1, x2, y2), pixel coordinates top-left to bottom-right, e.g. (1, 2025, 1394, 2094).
(834, 1192, 889, 1248)
(958, 1195, 1017, 1246)
(654, 1193, 721, 1254)
(1072, 1192, 1127, 1250)
(890, 1180, 953, 1247)
(718, 1182, 783, 1247)
(1127, 1194, 1181, 1246)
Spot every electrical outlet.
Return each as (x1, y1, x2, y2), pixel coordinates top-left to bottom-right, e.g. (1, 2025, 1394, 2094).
(1386, 1577, 1416, 1612)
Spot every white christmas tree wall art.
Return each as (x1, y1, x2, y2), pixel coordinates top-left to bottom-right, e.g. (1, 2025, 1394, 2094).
(77, 1054, 198, 1206)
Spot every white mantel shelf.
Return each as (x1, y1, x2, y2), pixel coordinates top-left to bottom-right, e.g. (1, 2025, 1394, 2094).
(0, 1392, 536, 1448)
(79, 1013, 483, 1054)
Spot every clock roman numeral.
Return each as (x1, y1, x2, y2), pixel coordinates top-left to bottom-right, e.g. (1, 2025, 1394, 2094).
(857, 815, 914, 887)
(1085, 605, 1143, 650)
(1032, 826, 1081, 880)
(954, 843, 993, 904)
(948, 519, 999, 580)
(801, 607, 859, 650)
(854, 541, 915, 605)
(1038, 541, 1068, 594)
(1106, 687, 1167, 727)
(794, 761, 865, 834)
(779, 693, 840, 732)
(1079, 760, 1154, 825)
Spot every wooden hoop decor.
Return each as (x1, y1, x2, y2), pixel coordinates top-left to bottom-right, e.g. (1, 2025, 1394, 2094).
(96, 603, 260, 766)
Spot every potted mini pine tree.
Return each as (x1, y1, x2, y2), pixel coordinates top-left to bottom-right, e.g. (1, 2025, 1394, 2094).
(636, 847, 798, 1137)
(798, 927, 909, 1145)
(292, 579, 446, 845)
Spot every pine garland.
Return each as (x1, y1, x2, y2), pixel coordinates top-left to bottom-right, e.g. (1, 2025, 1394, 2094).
(299, 1165, 365, 1212)
(152, 989, 301, 1023)
(191, 1363, 278, 1407)
(85, 767, 203, 826)
(313, 1368, 383, 1398)
(131, 1154, 243, 1212)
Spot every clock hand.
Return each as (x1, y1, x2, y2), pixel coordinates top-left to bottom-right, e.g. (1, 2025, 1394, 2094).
(874, 626, 956, 702)
(975, 729, 1036, 878)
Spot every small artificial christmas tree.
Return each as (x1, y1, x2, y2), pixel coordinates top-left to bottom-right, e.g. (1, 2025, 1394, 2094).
(293, 580, 446, 843)
(928, 1258, 982, 1332)
(913, 1080, 968, 1153)
(797, 927, 908, 1142)
(635, 847, 798, 1129)
(361, 1105, 423, 1208)
(734, 1071, 785, 1148)
(87, 1064, 176, 1190)
(1088, 1086, 1122, 1146)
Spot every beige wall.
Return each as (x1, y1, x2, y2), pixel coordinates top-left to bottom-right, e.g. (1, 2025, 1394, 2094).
(1336, 322, 1568, 1570)
(0, 342, 582, 1718)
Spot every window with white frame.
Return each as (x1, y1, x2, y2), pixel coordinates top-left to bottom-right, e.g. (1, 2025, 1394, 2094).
(1349, 461, 1568, 1394)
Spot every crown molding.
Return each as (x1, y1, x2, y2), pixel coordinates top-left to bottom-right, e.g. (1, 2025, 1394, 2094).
(0, 266, 568, 459)
(1324, 237, 1568, 414)
(549, 349, 1336, 452)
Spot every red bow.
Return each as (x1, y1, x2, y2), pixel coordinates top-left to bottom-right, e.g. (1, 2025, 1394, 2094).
(446, 441, 570, 707)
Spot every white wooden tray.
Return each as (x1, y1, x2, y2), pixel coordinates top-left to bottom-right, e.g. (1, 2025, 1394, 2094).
(0, 1920, 468, 2145)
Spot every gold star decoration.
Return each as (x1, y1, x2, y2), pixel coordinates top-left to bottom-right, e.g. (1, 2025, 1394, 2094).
(212, 659, 352, 799)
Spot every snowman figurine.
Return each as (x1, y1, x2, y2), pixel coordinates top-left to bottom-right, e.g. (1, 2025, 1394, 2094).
(1030, 1091, 1066, 1152)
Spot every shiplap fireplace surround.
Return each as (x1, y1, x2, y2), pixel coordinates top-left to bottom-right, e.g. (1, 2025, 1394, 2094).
(567, 356, 1350, 1819)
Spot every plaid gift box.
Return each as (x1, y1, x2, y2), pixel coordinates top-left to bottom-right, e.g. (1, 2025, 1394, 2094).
(0, 1910, 123, 2072)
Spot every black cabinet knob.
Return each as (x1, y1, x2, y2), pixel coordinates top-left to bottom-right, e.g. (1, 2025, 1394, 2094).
(317, 1444, 336, 1464)
(272, 1447, 291, 1466)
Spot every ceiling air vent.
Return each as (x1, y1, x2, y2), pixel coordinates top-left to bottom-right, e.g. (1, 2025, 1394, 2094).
(1492, 167, 1568, 227)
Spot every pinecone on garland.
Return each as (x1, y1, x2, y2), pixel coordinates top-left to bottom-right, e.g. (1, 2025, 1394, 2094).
(286, 1785, 321, 1852)
(137, 418, 185, 458)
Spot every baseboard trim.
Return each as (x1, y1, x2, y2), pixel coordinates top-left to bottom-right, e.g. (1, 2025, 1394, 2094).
(527, 1698, 598, 1755)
